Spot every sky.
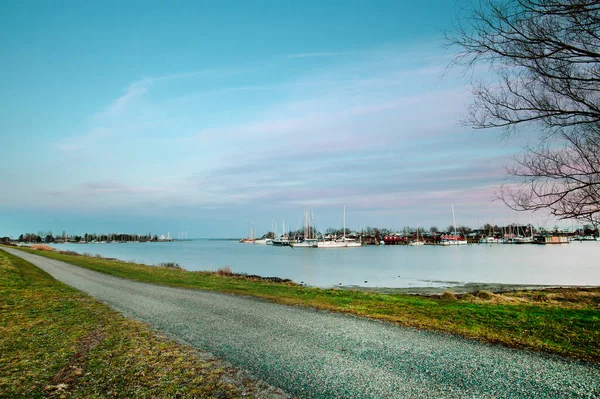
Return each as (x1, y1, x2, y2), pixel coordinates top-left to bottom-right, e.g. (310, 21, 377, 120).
(0, 0, 553, 238)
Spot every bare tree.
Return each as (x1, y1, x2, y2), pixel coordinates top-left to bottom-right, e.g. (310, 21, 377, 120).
(448, 0, 600, 225)
(503, 123, 600, 223)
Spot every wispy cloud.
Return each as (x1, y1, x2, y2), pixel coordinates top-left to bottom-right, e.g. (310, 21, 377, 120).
(104, 79, 152, 116)
(76, 181, 167, 195)
(54, 128, 113, 155)
(32, 43, 523, 230)
(287, 51, 356, 59)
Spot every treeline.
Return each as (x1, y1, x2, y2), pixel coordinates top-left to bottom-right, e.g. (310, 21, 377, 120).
(7, 223, 599, 244)
(260, 223, 599, 240)
(14, 232, 162, 243)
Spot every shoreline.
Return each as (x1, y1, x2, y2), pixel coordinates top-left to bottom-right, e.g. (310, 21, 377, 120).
(19, 243, 600, 294)
(342, 282, 600, 296)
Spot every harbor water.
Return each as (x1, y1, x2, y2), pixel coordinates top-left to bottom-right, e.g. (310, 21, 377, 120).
(51, 240, 600, 289)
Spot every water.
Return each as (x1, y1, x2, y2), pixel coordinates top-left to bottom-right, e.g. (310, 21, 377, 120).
(50, 240, 600, 288)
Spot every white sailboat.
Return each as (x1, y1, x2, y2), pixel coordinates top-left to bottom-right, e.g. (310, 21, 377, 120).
(441, 205, 468, 245)
(479, 220, 498, 244)
(292, 209, 318, 247)
(265, 220, 275, 245)
(317, 205, 362, 248)
(409, 224, 425, 246)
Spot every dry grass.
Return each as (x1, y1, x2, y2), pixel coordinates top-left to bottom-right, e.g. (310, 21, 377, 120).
(217, 266, 233, 276)
(440, 291, 457, 300)
(506, 287, 600, 308)
(59, 250, 81, 256)
(475, 290, 494, 300)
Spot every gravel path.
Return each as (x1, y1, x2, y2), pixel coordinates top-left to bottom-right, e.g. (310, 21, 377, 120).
(7, 247, 600, 399)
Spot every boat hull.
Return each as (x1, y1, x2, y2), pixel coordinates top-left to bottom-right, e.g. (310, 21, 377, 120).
(317, 240, 362, 248)
(441, 240, 468, 246)
(291, 239, 318, 248)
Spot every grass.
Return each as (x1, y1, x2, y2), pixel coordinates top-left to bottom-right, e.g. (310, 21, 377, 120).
(11, 246, 600, 362)
(0, 248, 277, 398)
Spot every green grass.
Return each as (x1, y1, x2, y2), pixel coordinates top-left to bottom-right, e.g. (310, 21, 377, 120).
(0, 248, 270, 398)
(11, 246, 600, 362)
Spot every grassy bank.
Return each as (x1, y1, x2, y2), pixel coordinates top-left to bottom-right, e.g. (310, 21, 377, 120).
(12, 246, 600, 362)
(0, 249, 283, 398)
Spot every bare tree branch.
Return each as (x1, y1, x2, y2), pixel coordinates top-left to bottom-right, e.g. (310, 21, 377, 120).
(448, 0, 600, 225)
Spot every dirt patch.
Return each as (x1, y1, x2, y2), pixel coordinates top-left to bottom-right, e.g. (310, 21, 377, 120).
(45, 328, 105, 397)
(30, 244, 56, 251)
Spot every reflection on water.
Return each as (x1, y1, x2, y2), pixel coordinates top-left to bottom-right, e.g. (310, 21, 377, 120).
(51, 240, 600, 288)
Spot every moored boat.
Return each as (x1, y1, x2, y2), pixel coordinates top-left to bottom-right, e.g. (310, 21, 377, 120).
(272, 237, 290, 246)
(317, 237, 361, 248)
(316, 205, 361, 248)
(291, 238, 318, 248)
(441, 205, 467, 245)
(409, 224, 425, 246)
(440, 234, 468, 245)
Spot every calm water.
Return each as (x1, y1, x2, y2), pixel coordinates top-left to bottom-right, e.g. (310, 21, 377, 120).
(51, 240, 600, 288)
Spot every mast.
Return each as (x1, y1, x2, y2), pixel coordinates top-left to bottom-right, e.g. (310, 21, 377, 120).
(343, 205, 346, 240)
(529, 213, 533, 238)
(452, 204, 457, 235)
(304, 209, 309, 239)
(312, 210, 315, 240)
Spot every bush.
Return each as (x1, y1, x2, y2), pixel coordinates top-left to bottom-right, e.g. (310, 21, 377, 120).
(159, 262, 183, 270)
(440, 291, 457, 301)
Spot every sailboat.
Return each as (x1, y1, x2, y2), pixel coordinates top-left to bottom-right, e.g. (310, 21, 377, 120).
(272, 221, 291, 246)
(317, 205, 362, 248)
(291, 210, 318, 248)
(239, 223, 256, 243)
(265, 220, 275, 245)
(441, 205, 468, 245)
(512, 215, 535, 244)
(479, 220, 498, 244)
(409, 224, 425, 246)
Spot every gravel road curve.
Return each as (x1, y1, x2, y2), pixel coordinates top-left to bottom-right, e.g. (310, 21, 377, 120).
(7, 247, 599, 399)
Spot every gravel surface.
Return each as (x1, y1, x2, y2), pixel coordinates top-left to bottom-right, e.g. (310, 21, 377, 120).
(7, 248, 600, 399)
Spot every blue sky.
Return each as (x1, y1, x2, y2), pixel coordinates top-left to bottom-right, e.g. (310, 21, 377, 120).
(0, 1, 550, 238)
